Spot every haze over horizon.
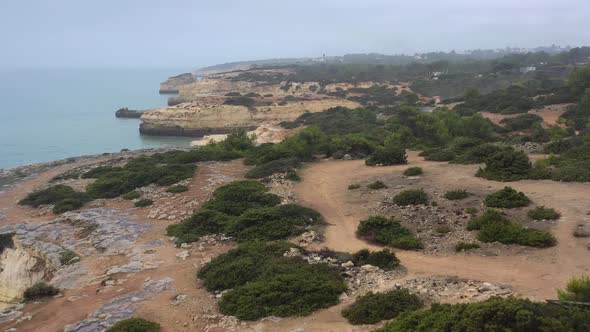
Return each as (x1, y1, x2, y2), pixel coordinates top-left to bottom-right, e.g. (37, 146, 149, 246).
(1, 0, 589, 69)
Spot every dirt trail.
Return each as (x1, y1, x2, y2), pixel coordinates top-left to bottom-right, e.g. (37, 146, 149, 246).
(293, 151, 590, 300)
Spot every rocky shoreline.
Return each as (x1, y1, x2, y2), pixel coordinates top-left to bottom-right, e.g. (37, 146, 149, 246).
(115, 107, 146, 119)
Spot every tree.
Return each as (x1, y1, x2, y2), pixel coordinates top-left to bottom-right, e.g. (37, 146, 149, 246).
(477, 149, 532, 181)
(569, 66, 590, 98)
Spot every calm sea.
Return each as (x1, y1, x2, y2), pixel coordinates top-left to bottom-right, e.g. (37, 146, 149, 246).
(0, 67, 196, 169)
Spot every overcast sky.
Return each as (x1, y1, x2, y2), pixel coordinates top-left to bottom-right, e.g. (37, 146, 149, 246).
(1, 0, 588, 69)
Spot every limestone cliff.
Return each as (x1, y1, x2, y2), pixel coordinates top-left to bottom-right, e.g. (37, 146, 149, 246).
(159, 73, 196, 94)
(139, 99, 360, 137)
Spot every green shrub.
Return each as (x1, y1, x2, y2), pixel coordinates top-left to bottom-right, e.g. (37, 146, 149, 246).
(166, 185, 188, 193)
(167, 209, 235, 245)
(376, 297, 590, 332)
(454, 242, 480, 252)
(484, 187, 531, 208)
(500, 114, 543, 131)
(444, 189, 469, 200)
(465, 207, 478, 215)
(19, 185, 90, 208)
(52, 197, 87, 214)
(105, 318, 161, 332)
(23, 282, 60, 301)
(227, 204, 324, 242)
(366, 144, 407, 166)
(59, 249, 79, 265)
(81, 166, 121, 179)
(558, 275, 590, 302)
(403, 167, 423, 176)
(424, 149, 456, 162)
(219, 262, 346, 320)
(198, 242, 346, 320)
(468, 210, 556, 248)
(342, 289, 422, 325)
(451, 143, 504, 164)
(348, 184, 361, 190)
(134, 199, 153, 207)
(367, 181, 387, 189)
(285, 171, 301, 181)
(476, 149, 532, 181)
(245, 158, 300, 179)
(202, 181, 281, 216)
(435, 225, 451, 234)
(528, 206, 560, 220)
(356, 216, 423, 250)
(393, 189, 428, 206)
(352, 249, 400, 270)
(121, 191, 140, 200)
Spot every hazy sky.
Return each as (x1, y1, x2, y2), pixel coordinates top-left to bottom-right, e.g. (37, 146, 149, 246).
(1, 0, 588, 69)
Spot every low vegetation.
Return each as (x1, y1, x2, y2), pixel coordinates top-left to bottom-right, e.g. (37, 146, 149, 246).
(23, 282, 60, 301)
(167, 181, 322, 244)
(528, 206, 560, 220)
(197, 242, 346, 320)
(454, 242, 481, 252)
(18, 185, 91, 214)
(357, 216, 423, 250)
(365, 144, 407, 166)
(403, 167, 423, 176)
(348, 184, 361, 190)
(59, 249, 79, 265)
(444, 189, 469, 200)
(467, 209, 556, 247)
(341, 289, 423, 325)
(393, 189, 428, 206)
(244, 158, 300, 179)
(484, 187, 531, 208)
(557, 275, 590, 302)
(121, 191, 140, 200)
(476, 149, 532, 181)
(376, 297, 590, 332)
(166, 185, 188, 193)
(105, 318, 161, 332)
(367, 181, 387, 189)
(351, 249, 399, 270)
(134, 199, 153, 207)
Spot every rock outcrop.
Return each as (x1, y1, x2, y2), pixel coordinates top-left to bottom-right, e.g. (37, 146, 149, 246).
(139, 99, 360, 137)
(159, 73, 196, 94)
(115, 108, 145, 119)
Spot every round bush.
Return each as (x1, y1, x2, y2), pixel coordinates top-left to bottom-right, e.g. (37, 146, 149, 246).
(121, 191, 141, 200)
(134, 199, 153, 207)
(106, 318, 161, 332)
(393, 189, 428, 206)
(403, 167, 423, 176)
(367, 181, 387, 189)
(366, 145, 407, 166)
(484, 187, 530, 208)
(476, 149, 531, 182)
(352, 249, 399, 270)
(527, 206, 560, 220)
(356, 216, 423, 250)
(23, 282, 60, 301)
(444, 189, 469, 200)
(342, 289, 423, 325)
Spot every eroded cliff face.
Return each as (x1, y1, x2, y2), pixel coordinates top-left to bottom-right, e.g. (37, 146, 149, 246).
(0, 237, 56, 307)
(159, 73, 196, 94)
(139, 99, 361, 137)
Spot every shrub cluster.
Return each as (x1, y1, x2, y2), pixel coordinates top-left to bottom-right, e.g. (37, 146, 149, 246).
(454, 242, 480, 252)
(341, 289, 423, 325)
(134, 199, 153, 207)
(23, 282, 60, 301)
(558, 275, 590, 302)
(351, 249, 399, 270)
(167, 181, 322, 244)
(198, 242, 346, 320)
(245, 158, 300, 179)
(367, 181, 387, 189)
(484, 187, 531, 208)
(476, 149, 532, 181)
(366, 144, 407, 166)
(393, 189, 428, 206)
(18, 185, 91, 214)
(376, 297, 590, 332)
(528, 206, 560, 220)
(444, 189, 469, 200)
(403, 167, 423, 176)
(467, 210, 556, 248)
(356, 216, 423, 250)
(348, 184, 361, 190)
(500, 113, 543, 131)
(121, 191, 140, 200)
(105, 318, 161, 332)
(59, 249, 79, 265)
(166, 185, 188, 193)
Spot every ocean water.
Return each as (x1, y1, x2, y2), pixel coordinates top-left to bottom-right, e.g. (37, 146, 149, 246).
(0, 67, 196, 169)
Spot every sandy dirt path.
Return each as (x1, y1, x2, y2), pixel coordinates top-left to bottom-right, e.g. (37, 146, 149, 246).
(293, 151, 590, 301)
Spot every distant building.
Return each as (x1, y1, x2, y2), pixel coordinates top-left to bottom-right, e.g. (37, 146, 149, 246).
(520, 66, 537, 74)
